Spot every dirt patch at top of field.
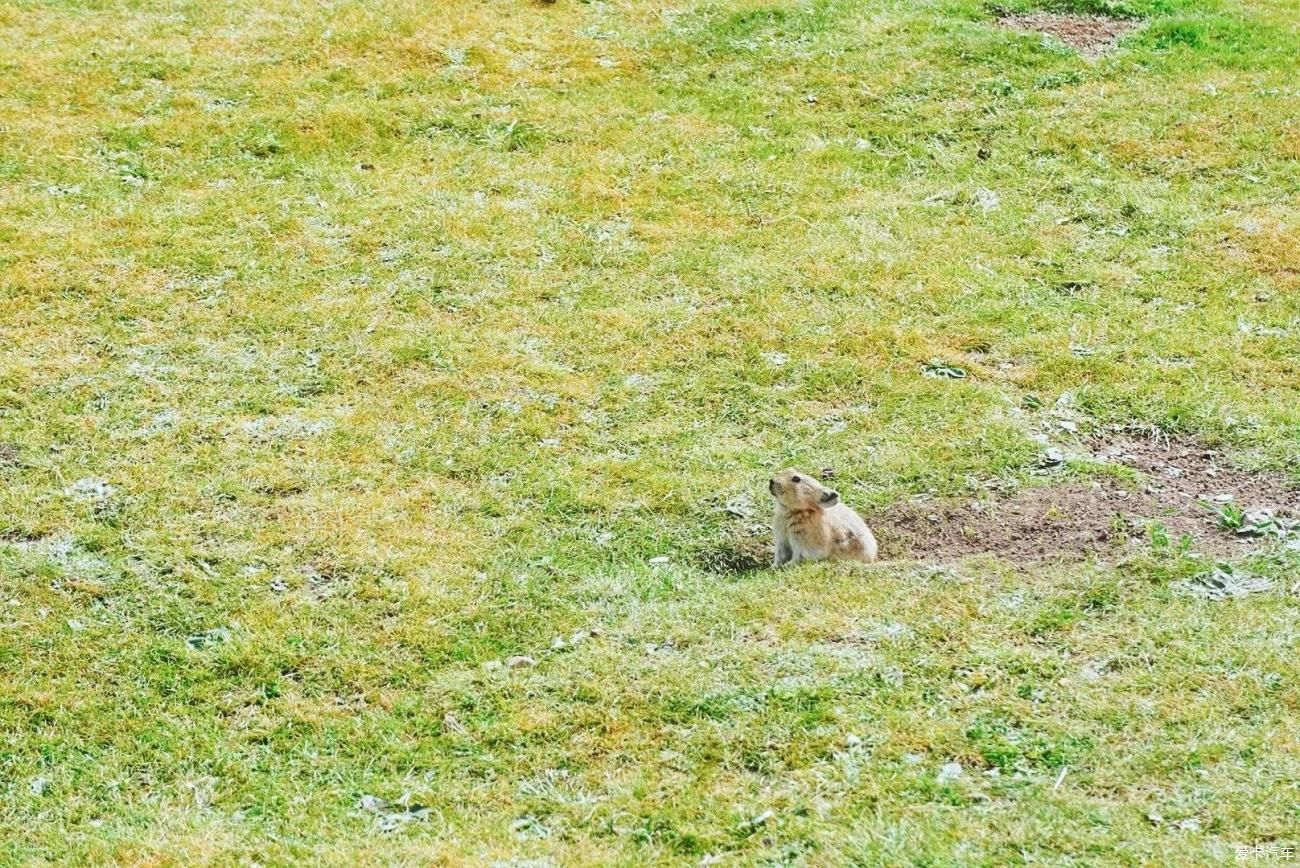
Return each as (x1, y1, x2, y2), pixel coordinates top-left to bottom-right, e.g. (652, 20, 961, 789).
(997, 11, 1141, 57)
(870, 435, 1297, 564)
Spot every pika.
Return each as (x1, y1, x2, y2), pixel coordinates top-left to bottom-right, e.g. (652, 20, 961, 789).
(770, 468, 879, 567)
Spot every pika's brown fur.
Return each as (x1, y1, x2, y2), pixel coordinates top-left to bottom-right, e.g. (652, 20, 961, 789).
(770, 468, 879, 567)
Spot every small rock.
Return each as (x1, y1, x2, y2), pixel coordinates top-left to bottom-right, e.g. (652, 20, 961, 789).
(723, 494, 755, 519)
(648, 556, 670, 566)
(937, 761, 963, 784)
(65, 478, 115, 504)
(505, 655, 537, 669)
(550, 636, 567, 651)
(483, 660, 503, 671)
(29, 777, 49, 796)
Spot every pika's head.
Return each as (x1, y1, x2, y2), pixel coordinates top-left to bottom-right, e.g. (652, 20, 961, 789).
(769, 468, 839, 510)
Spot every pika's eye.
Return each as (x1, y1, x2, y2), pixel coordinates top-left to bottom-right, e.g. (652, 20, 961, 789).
(791, 475, 801, 484)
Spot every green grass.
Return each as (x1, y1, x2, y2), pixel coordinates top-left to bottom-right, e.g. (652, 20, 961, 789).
(2, 0, 1299, 862)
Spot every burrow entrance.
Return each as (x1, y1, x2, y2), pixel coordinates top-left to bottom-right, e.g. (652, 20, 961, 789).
(705, 435, 1296, 570)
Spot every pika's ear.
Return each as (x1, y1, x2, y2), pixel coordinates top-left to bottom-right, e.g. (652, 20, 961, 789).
(819, 489, 840, 507)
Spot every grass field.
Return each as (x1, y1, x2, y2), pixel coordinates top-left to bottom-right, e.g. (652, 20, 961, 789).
(2, 0, 1299, 862)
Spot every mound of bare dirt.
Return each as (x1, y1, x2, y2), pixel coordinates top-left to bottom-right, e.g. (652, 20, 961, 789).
(998, 11, 1140, 58)
(870, 436, 1296, 564)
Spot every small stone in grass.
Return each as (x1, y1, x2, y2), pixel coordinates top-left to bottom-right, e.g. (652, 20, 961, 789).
(505, 655, 537, 669)
(65, 478, 115, 504)
(482, 660, 503, 671)
(30, 777, 49, 797)
(723, 494, 755, 519)
(359, 794, 430, 832)
(937, 761, 963, 784)
(648, 556, 670, 566)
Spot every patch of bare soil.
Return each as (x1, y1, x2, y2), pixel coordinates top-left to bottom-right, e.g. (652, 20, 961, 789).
(870, 436, 1297, 564)
(998, 11, 1140, 58)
